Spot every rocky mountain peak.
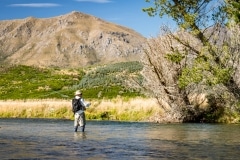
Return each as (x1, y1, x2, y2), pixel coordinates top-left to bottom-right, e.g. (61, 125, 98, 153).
(0, 11, 146, 68)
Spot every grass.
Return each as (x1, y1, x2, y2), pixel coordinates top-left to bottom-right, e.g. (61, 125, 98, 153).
(0, 61, 144, 100)
(0, 98, 163, 121)
(0, 61, 156, 121)
(0, 99, 72, 119)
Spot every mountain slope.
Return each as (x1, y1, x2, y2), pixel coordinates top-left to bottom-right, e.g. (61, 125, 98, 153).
(0, 11, 146, 68)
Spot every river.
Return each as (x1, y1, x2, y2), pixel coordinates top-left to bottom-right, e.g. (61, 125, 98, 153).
(0, 118, 239, 160)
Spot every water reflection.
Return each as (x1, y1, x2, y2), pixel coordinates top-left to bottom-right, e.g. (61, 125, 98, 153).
(74, 132, 87, 140)
(0, 119, 239, 160)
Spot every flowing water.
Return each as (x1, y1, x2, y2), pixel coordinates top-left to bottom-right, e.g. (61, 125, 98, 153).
(0, 118, 239, 160)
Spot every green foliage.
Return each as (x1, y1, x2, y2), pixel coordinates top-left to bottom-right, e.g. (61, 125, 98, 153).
(0, 65, 79, 99)
(81, 86, 142, 99)
(143, 0, 233, 89)
(165, 51, 185, 63)
(75, 61, 143, 98)
(0, 62, 144, 100)
(143, 0, 224, 29)
(225, 0, 240, 24)
(179, 56, 232, 88)
(179, 67, 203, 88)
(209, 67, 232, 85)
(142, 0, 239, 123)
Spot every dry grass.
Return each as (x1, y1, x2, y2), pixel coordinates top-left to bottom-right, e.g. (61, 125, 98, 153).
(0, 98, 163, 121)
(0, 99, 72, 119)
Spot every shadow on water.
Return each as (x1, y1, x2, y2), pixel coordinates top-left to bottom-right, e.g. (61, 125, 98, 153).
(0, 118, 240, 159)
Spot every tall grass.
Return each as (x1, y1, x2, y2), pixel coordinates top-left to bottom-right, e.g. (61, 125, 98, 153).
(0, 99, 72, 119)
(0, 98, 163, 121)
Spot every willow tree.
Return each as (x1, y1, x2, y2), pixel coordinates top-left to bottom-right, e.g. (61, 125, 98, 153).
(142, 0, 240, 122)
(225, 0, 240, 23)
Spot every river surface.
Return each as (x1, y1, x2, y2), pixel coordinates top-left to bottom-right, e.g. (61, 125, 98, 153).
(0, 118, 239, 160)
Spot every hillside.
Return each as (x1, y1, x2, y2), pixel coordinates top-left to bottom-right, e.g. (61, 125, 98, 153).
(0, 11, 146, 68)
(0, 62, 143, 100)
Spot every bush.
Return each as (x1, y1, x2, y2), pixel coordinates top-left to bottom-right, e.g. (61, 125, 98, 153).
(0, 62, 144, 100)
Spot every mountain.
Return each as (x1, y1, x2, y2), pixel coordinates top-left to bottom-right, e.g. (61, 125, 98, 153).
(0, 11, 146, 68)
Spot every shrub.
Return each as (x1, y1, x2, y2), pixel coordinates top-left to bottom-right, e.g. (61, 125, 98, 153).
(0, 61, 144, 100)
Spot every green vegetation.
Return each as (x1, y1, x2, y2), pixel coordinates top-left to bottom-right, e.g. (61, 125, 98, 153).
(77, 61, 143, 98)
(0, 61, 143, 100)
(225, 0, 240, 24)
(142, 0, 240, 123)
(0, 62, 152, 121)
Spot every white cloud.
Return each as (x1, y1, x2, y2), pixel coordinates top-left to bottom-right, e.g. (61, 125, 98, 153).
(9, 3, 61, 7)
(75, 0, 112, 3)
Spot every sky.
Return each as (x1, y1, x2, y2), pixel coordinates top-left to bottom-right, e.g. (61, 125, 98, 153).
(0, 0, 176, 38)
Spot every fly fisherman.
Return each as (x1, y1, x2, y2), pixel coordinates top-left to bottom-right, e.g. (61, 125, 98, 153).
(72, 90, 91, 132)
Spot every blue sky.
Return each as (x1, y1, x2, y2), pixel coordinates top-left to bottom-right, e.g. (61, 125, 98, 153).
(0, 0, 175, 37)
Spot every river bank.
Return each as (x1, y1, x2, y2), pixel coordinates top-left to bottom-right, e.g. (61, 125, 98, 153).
(0, 98, 163, 121)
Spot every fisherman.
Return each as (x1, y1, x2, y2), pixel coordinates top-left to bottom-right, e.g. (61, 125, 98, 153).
(72, 90, 91, 132)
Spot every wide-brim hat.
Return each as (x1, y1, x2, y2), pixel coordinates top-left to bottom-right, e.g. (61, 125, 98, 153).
(75, 90, 82, 95)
